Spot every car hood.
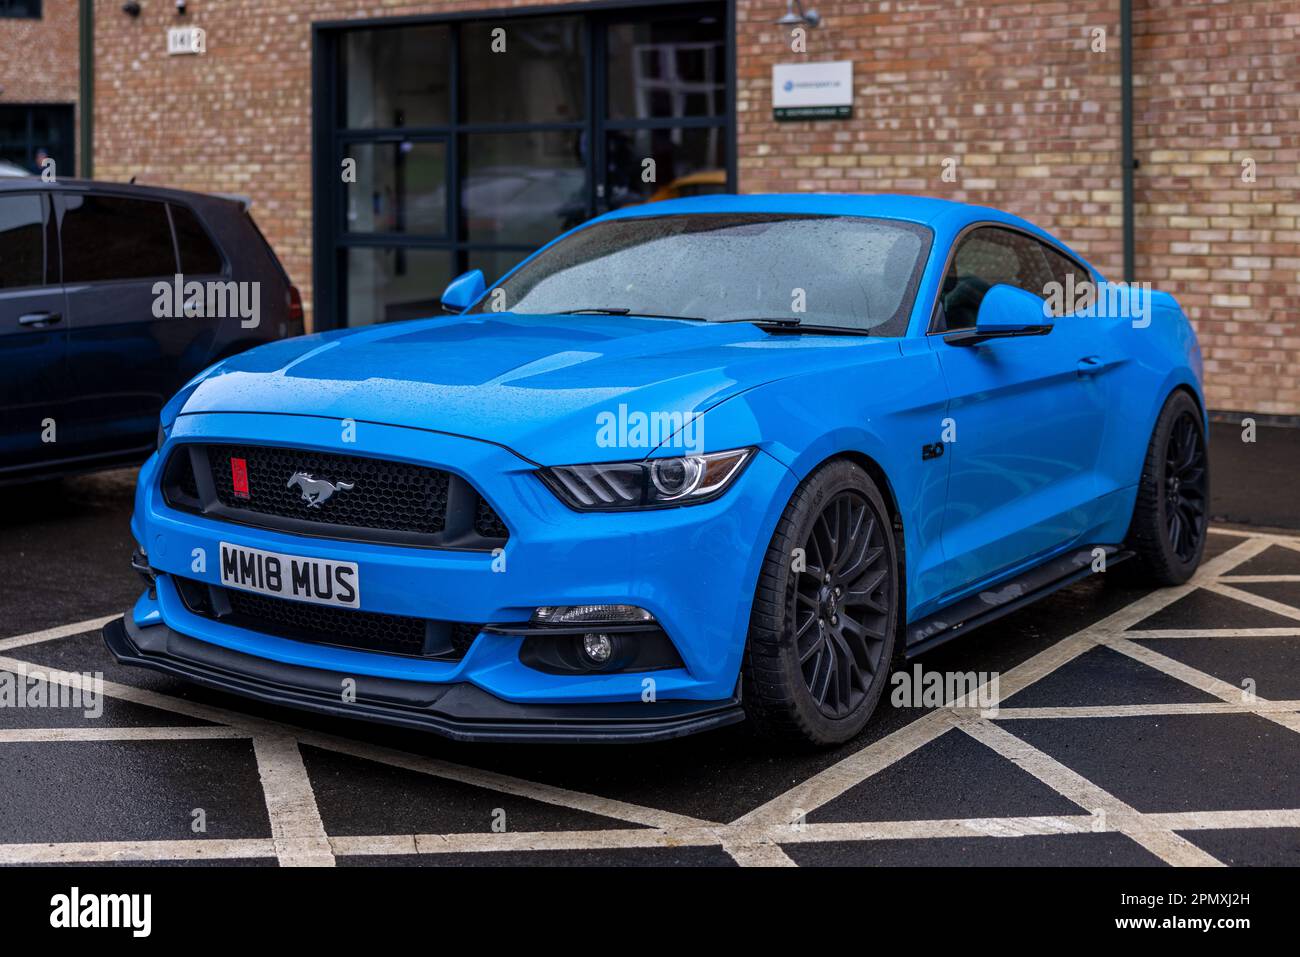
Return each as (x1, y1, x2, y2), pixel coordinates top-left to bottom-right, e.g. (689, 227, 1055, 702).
(179, 313, 897, 464)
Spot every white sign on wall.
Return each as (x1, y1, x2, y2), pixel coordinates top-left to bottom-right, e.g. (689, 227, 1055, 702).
(167, 27, 206, 56)
(772, 60, 853, 120)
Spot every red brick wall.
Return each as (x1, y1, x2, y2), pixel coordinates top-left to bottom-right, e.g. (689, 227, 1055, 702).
(1132, 0, 1300, 416)
(91, 0, 1299, 414)
(0, 0, 80, 169)
(738, 0, 1125, 276)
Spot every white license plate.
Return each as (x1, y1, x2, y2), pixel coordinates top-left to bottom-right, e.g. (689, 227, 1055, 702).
(219, 542, 360, 609)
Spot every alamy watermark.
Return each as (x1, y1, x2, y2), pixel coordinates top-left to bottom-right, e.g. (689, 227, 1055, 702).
(596, 403, 704, 454)
(0, 666, 102, 719)
(890, 664, 1000, 716)
(1042, 275, 1154, 328)
(152, 273, 261, 328)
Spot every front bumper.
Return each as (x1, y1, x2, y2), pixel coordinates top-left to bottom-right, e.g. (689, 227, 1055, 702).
(104, 615, 744, 743)
(123, 410, 795, 734)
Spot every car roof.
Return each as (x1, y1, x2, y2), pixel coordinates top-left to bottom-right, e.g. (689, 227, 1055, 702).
(0, 176, 243, 209)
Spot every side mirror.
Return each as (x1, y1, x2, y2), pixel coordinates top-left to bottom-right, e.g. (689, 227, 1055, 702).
(947, 283, 1054, 346)
(440, 269, 486, 314)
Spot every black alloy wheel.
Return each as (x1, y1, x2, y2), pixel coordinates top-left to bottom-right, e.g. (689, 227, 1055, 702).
(791, 491, 892, 718)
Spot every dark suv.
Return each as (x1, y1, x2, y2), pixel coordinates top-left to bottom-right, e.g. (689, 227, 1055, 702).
(0, 179, 303, 485)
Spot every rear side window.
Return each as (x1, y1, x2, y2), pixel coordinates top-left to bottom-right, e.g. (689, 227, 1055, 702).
(938, 226, 1056, 331)
(0, 193, 46, 289)
(1040, 243, 1092, 287)
(61, 193, 177, 283)
(170, 203, 224, 276)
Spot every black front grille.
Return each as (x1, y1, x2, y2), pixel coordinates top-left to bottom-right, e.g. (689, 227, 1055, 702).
(210, 444, 448, 534)
(474, 495, 509, 539)
(162, 444, 508, 549)
(175, 576, 481, 660)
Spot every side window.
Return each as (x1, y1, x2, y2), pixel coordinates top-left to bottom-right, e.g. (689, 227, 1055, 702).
(170, 203, 224, 276)
(937, 227, 1055, 331)
(1038, 243, 1092, 316)
(0, 193, 47, 289)
(60, 193, 177, 284)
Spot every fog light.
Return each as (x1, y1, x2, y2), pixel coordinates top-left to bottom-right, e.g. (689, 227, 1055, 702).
(582, 633, 614, 663)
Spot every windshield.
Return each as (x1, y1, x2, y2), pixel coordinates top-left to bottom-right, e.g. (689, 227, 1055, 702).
(469, 213, 933, 335)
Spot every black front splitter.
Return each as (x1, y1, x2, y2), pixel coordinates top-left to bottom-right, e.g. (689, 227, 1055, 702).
(102, 616, 745, 744)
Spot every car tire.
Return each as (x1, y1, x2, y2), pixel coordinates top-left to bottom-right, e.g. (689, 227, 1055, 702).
(1125, 390, 1210, 586)
(743, 459, 899, 747)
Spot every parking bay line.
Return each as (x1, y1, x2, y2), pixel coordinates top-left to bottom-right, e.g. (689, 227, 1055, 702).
(0, 614, 119, 653)
(0, 838, 275, 866)
(1126, 627, 1300, 638)
(0, 726, 248, 743)
(1204, 582, 1300, 623)
(986, 700, 1300, 720)
(252, 734, 335, 867)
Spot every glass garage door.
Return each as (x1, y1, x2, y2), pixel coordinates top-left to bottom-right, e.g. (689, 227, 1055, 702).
(316, 2, 732, 329)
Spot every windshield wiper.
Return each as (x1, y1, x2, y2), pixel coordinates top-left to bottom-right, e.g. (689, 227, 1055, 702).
(543, 308, 709, 322)
(547, 307, 632, 315)
(722, 318, 875, 337)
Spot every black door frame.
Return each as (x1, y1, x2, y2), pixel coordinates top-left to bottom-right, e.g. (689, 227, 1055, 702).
(310, 0, 736, 331)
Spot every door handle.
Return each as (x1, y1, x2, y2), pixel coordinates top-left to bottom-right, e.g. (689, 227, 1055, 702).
(18, 311, 62, 328)
(1076, 355, 1103, 376)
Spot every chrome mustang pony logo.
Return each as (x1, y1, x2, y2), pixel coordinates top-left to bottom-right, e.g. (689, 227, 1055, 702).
(287, 472, 355, 509)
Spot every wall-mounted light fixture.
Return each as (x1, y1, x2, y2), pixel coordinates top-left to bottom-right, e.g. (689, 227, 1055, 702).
(176, 0, 188, 14)
(122, 1, 142, 15)
(776, 0, 820, 28)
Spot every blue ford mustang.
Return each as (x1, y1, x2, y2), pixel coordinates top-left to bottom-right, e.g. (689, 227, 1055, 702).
(104, 194, 1208, 746)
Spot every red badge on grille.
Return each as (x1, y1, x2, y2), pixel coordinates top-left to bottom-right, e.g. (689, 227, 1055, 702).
(230, 456, 250, 499)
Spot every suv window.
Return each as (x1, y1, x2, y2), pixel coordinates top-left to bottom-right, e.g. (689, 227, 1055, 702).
(937, 226, 1056, 331)
(61, 193, 177, 283)
(0, 193, 47, 289)
(170, 203, 224, 276)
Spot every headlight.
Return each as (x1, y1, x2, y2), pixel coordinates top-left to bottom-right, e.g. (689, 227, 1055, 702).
(539, 448, 754, 511)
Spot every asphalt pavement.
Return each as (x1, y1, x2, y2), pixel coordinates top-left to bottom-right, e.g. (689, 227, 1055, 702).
(0, 420, 1296, 866)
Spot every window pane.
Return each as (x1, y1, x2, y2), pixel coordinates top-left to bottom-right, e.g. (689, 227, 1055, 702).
(28, 106, 73, 176)
(607, 15, 726, 120)
(0, 1, 41, 20)
(939, 227, 1057, 330)
(1040, 244, 1092, 289)
(344, 140, 447, 236)
(61, 194, 176, 284)
(0, 194, 45, 288)
(170, 203, 224, 275)
(341, 26, 450, 129)
(462, 131, 587, 246)
(606, 127, 726, 209)
(461, 17, 584, 124)
(0, 106, 27, 168)
(345, 247, 451, 327)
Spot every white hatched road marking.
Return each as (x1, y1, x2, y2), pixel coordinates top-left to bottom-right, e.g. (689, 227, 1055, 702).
(0, 726, 247, 742)
(959, 718, 1223, 867)
(0, 615, 119, 653)
(0, 528, 1299, 865)
(252, 734, 335, 867)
